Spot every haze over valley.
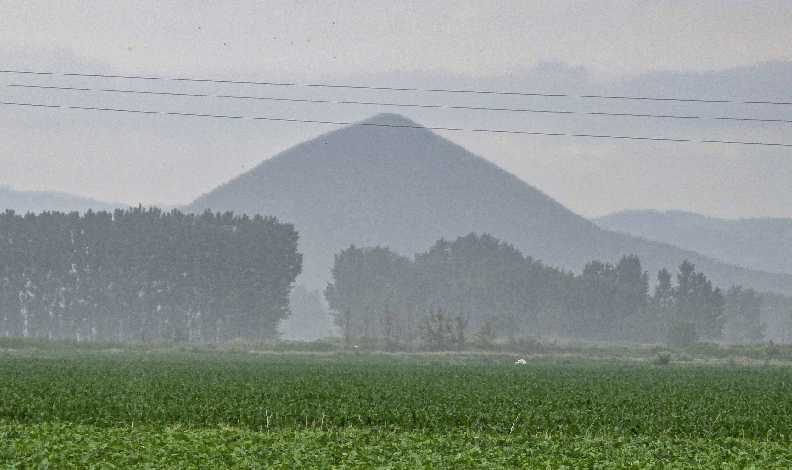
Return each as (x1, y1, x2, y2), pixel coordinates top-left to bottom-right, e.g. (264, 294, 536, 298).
(2, 1, 790, 345)
(594, 210, 792, 276)
(5, 113, 791, 342)
(5, 4, 792, 467)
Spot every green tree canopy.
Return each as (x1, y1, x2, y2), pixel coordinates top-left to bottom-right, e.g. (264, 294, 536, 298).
(0, 208, 301, 341)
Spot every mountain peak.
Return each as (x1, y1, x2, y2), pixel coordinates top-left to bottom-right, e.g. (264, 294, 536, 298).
(358, 113, 421, 127)
(186, 115, 792, 296)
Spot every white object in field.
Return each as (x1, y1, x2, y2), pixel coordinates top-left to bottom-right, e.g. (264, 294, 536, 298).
(515, 358, 527, 365)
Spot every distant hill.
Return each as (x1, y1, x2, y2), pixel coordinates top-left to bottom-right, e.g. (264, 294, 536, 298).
(186, 113, 792, 295)
(0, 186, 125, 214)
(594, 210, 792, 276)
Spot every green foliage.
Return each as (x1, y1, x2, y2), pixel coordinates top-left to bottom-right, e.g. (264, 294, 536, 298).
(668, 321, 699, 349)
(0, 208, 301, 341)
(674, 260, 726, 340)
(4, 423, 791, 469)
(325, 234, 580, 341)
(418, 308, 467, 350)
(509, 335, 544, 354)
(2, 353, 792, 467)
(324, 245, 412, 340)
(724, 285, 765, 343)
(3, 424, 791, 469)
(475, 321, 497, 348)
(326, 234, 654, 343)
(759, 292, 792, 343)
(324, 235, 751, 347)
(577, 255, 650, 341)
(654, 352, 672, 365)
(454, 314, 468, 347)
(2, 355, 792, 440)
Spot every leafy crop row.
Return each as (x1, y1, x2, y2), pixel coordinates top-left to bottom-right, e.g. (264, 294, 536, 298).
(2, 423, 791, 469)
(1, 356, 791, 439)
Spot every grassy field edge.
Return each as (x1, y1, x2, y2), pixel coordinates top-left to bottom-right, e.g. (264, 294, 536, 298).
(3, 421, 791, 469)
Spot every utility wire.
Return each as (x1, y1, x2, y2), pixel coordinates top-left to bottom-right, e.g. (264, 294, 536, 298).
(4, 82, 791, 124)
(2, 100, 790, 147)
(2, 69, 791, 106)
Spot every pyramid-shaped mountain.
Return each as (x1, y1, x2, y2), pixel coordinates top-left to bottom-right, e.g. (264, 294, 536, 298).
(186, 114, 792, 294)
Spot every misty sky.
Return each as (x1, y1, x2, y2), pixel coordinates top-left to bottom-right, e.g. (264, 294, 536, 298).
(1, 1, 791, 218)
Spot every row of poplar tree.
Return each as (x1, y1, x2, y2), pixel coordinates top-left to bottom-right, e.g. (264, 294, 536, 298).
(0, 208, 301, 342)
(325, 233, 768, 345)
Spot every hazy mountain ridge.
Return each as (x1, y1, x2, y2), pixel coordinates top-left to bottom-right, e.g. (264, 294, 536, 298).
(186, 114, 792, 295)
(594, 210, 792, 276)
(0, 186, 126, 214)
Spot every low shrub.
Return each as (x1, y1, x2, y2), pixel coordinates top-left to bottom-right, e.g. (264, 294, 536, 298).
(654, 352, 672, 365)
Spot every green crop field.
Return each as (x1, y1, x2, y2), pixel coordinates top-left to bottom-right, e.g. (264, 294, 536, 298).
(1, 348, 791, 468)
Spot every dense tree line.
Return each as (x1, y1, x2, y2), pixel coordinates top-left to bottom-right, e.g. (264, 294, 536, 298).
(325, 233, 769, 346)
(0, 208, 301, 342)
(761, 292, 792, 343)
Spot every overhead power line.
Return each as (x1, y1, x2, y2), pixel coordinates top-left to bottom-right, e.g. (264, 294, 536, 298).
(3, 82, 790, 125)
(2, 100, 790, 147)
(2, 69, 791, 106)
